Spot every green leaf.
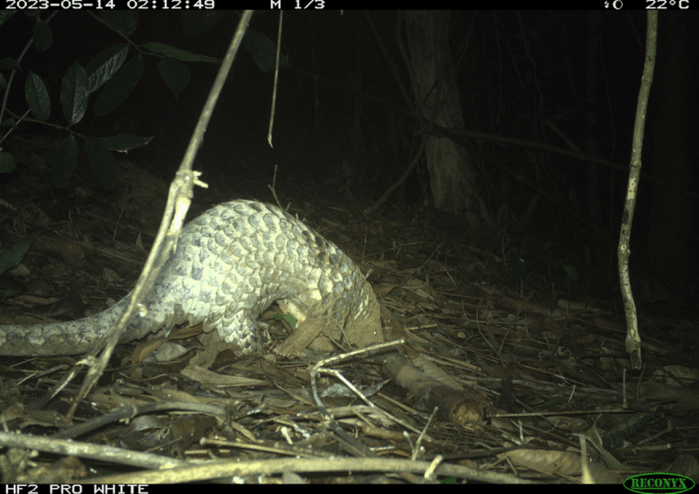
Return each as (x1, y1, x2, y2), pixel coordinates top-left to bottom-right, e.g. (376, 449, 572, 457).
(60, 63, 89, 126)
(85, 138, 120, 190)
(158, 58, 191, 97)
(51, 136, 78, 189)
(94, 55, 144, 117)
(0, 57, 22, 72)
(100, 11, 138, 37)
(0, 10, 17, 28)
(0, 241, 32, 276)
(143, 42, 220, 63)
(86, 43, 129, 94)
(243, 29, 291, 72)
(274, 314, 297, 329)
(25, 71, 50, 121)
(0, 118, 17, 129)
(181, 11, 223, 36)
(32, 19, 52, 52)
(0, 152, 16, 173)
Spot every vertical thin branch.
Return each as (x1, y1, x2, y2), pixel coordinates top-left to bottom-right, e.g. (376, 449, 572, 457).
(618, 11, 657, 370)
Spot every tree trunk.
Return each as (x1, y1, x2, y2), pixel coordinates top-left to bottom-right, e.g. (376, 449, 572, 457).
(404, 10, 479, 215)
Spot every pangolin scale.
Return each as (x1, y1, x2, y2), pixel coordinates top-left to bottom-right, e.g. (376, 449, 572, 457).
(0, 200, 383, 356)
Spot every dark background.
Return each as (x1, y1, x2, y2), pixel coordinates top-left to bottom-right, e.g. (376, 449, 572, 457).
(1, 10, 697, 310)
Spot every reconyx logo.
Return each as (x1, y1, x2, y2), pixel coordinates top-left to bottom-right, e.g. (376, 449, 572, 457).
(624, 472, 695, 494)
